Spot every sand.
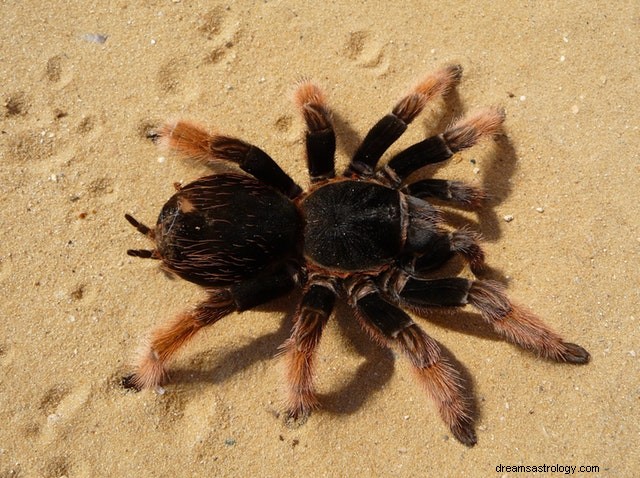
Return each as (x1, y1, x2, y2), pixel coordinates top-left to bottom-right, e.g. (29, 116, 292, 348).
(1, 1, 638, 476)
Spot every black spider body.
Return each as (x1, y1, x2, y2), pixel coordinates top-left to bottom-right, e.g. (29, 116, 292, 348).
(154, 175, 435, 283)
(154, 174, 300, 287)
(124, 66, 589, 447)
(301, 179, 402, 272)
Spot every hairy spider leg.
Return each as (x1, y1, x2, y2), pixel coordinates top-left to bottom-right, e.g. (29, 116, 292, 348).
(403, 179, 487, 210)
(123, 290, 235, 390)
(348, 279, 476, 446)
(346, 64, 462, 177)
(404, 227, 486, 276)
(389, 272, 590, 364)
(294, 81, 336, 182)
(156, 121, 302, 199)
(401, 195, 486, 274)
(382, 107, 504, 198)
(123, 267, 296, 391)
(279, 281, 336, 422)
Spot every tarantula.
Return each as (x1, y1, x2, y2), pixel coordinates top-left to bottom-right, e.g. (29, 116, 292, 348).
(123, 65, 589, 446)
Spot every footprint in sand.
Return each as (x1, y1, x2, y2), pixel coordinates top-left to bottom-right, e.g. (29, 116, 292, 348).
(39, 383, 73, 416)
(157, 57, 188, 94)
(87, 176, 114, 198)
(45, 55, 63, 82)
(198, 6, 227, 39)
(274, 114, 303, 145)
(176, 392, 235, 455)
(198, 6, 242, 65)
(76, 115, 96, 135)
(343, 30, 389, 75)
(3, 90, 30, 117)
(39, 383, 92, 445)
(3, 90, 60, 164)
(4, 129, 56, 164)
(45, 54, 73, 87)
(274, 115, 293, 133)
(41, 455, 72, 478)
(157, 7, 240, 91)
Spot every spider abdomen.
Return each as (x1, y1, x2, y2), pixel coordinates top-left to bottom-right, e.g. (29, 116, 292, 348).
(301, 180, 402, 271)
(155, 173, 300, 286)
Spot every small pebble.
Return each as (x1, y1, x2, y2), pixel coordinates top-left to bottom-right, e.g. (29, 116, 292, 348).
(82, 33, 108, 44)
(503, 214, 514, 222)
(571, 104, 580, 114)
(536, 206, 545, 213)
(519, 95, 526, 102)
(48, 413, 62, 423)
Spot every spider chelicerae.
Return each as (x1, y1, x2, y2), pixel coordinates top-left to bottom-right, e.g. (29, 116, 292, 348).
(123, 65, 589, 446)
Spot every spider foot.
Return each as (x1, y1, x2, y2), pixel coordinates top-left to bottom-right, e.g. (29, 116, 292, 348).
(121, 374, 142, 391)
(450, 419, 477, 447)
(450, 228, 486, 275)
(468, 281, 591, 363)
(447, 181, 488, 209)
(284, 409, 310, 428)
(559, 341, 590, 364)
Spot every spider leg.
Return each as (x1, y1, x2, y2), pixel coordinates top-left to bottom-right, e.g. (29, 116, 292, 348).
(279, 279, 336, 423)
(345, 65, 462, 177)
(402, 194, 485, 274)
(388, 272, 590, 364)
(123, 267, 296, 391)
(156, 121, 302, 199)
(378, 107, 504, 189)
(294, 81, 336, 182)
(347, 279, 475, 446)
(404, 179, 487, 210)
(405, 227, 485, 275)
(122, 289, 235, 391)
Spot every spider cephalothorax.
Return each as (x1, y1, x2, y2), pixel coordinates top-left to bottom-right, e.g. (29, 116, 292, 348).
(123, 65, 589, 446)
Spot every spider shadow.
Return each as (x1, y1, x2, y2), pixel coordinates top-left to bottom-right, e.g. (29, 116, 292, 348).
(332, 109, 362, 160)
(317, 300, 396, 416)
(167, 295, 397, 418)
(319, 301, 499, 427)
(476, 135, 518, 242)
(168, 292, 298, 387)
(164, 284, 516, 432)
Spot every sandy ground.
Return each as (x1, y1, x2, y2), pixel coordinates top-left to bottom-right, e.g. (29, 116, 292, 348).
(1, 1, 638, 476)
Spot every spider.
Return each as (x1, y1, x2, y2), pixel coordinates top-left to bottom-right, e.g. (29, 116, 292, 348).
(123, 65, 589, 446)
